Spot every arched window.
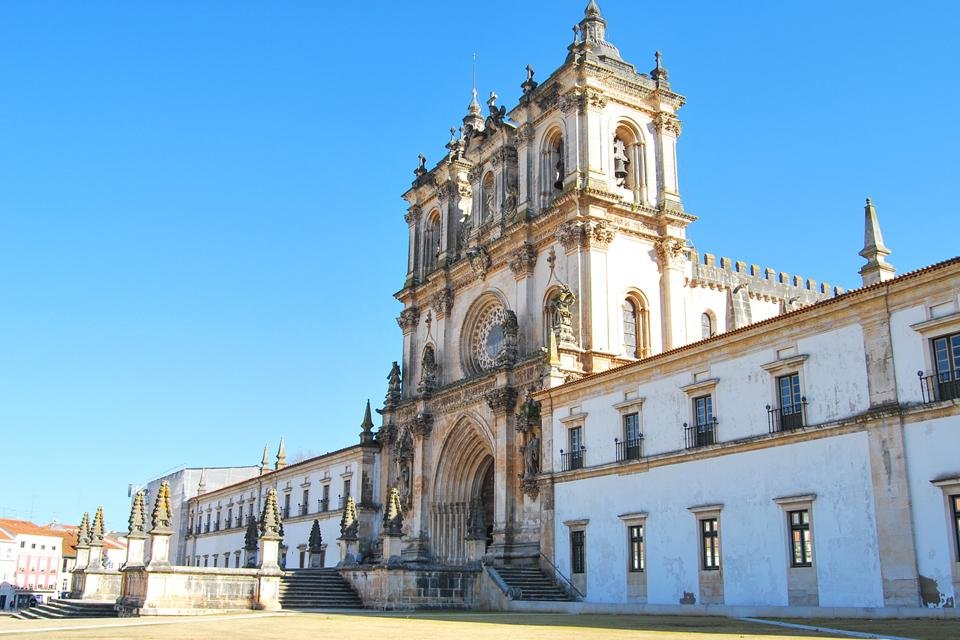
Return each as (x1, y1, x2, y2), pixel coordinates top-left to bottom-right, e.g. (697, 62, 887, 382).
(423, 210, 441, 272)
(623, 292, 651, 358)
(701, 312, 714, 339)
(623, 300, 638, 356)
(612, 123, 645, 203)
(481, 172, 496, 223)
(541, 129, 564, 209)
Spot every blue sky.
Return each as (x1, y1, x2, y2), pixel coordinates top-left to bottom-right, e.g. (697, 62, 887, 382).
(1, 1, 957, 531)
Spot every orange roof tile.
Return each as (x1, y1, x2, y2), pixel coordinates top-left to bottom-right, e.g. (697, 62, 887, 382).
(0, 518, 61, 538)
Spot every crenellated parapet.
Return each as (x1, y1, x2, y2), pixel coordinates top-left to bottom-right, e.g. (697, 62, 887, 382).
(688, 250, 844, 308)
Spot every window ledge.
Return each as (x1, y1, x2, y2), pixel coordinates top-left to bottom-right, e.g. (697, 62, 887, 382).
(688, 503, 723, 515)
(563, 518, 589, 528)
(911, 311, 960, 337)
(617, 511, 648, 522)
(680, 378, 719, 396)
(560, 412, 588, 426)
(614, 398, 646, 412)
(773, 493, 817, 507)
(761, 354, 809, 374)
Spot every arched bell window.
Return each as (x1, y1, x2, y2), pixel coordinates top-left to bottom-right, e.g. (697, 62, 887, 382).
(423, 210, 441, 272)
(701, 312, 714, 339)
(622, 292, 651, 358)
(540, 128, 565, 209)
(613, 122, 645, 204)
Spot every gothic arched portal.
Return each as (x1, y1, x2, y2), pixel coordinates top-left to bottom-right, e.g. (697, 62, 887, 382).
(431, 417, 495, 564)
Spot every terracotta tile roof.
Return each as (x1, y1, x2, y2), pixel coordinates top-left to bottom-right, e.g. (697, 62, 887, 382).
(0, 518, 61, 538)
(541, 255, 960, 395)
(0, 528, 13, 542)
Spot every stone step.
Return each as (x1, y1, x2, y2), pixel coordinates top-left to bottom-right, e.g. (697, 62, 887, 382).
(492, 566, 576, 602)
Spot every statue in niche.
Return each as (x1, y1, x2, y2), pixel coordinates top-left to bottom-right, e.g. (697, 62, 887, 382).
(613, 136, 630, 188)
(516, 394, 541, 433)
(393, 429, 414, 509)
(552, 284, 577, 345)
(496, 310, 519, 367)
(521, 431, 541, 479)
(553, 140, 565, 191)
(484, 189, 496, 222)
(418, 345, 439, 395)
(384, 361, 401, 408)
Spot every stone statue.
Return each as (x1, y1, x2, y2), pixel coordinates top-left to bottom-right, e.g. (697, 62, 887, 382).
(552, 284, 577, 345)
(384, 361, 401, 408)
(613, 136, 630, 187)
(418, 346, 439, 395)
(414, 153, 427, 178)
(516, 395, 541, 433)
(521, 432, 541, 478)
(393, 428, 414, 508)
(496, 310, 519, 367)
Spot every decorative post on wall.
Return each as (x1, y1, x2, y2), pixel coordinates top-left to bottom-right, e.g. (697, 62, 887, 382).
(381, 488, 404, 565)
(123, 491, 148, 568)
(146, 481, 174, 568)
(337, 496, 360, 566)
(307, 520, 324, 568)
(255, 488, 283, 611)
(88, 506, 106, 569)
(70, 512, 91, 597)
(243, 515, 259, 568)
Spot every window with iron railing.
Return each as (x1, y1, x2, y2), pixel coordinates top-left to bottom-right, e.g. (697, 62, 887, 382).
(561, 425, 585, 471)
(318, 498, 329, 512)
(920, 332, 960, 402)
(685, 395, 717, 449)
(616, 412, 643, 461)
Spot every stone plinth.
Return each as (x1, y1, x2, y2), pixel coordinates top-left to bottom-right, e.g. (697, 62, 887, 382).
(381, 535, 402, 564)
(77, 568, 122, 601)
(118, 566, 263, 616)
(341, 565, 480, 610)
(338, 539, 359, 566)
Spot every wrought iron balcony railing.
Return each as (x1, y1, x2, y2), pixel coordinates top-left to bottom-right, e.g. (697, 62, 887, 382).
(560, 447, 585, 472)
(919, 370, 960, 403)
(318, 498, 330, 512)
(615, 436, 644, 462)
(684, 417, 718, 450)
(767, 398, 807, 433)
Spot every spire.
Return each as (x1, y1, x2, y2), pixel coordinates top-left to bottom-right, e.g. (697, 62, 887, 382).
(275, 438, 287, 470)
(260, 445, 270, 475)
(579, 0, 607, 45)
(338, 496, 359, 541)
(197, 468, 206, 495)
(128, 490, 147, 538)
(90, 506, 105, 545)
(569, 0, 622, 63)
(76, 512, 91, 549)
(151, 480, 173, 533)
(858, 197, 896, 286)
(308, 519, 323, 553)
(259, 488, 282, 540)
(359, 399, 375, 444)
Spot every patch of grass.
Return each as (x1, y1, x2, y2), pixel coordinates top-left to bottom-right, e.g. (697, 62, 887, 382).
(777, 617, 960, 640)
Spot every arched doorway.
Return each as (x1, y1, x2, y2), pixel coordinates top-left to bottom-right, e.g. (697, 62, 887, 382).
(432, 418, 495, 564)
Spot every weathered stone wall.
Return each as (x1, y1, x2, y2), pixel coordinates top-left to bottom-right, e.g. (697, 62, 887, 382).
(341, 565, 481, 609)
(118, 567, 260, 615)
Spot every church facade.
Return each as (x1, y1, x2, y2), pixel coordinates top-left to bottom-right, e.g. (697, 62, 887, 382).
(376, 0, 960, 611)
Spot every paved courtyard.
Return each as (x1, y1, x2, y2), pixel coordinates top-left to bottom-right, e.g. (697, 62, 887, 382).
(0, 612, 958, 640)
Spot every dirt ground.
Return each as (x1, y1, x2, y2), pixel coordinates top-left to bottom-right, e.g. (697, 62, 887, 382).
(0, 611, 956, 640)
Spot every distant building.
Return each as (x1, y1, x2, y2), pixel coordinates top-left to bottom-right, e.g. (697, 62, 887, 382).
(0, 519, 65, 609)
(143, 464, 259, 565)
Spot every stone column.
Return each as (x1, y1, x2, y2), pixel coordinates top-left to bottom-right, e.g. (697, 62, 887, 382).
(653, 111, 683, 211)
(656, 237, 687, 351)
(485, 384, 518, 563)
(402, 412, 433, 562)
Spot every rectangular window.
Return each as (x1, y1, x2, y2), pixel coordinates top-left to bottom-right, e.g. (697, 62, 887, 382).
(700, 518, 720, 570)
(933, 333, 960, 401)
(623, 412, 642, 461)
(283, 493, 291, 519)
(571, 530, 585, 574)
(565, 426, 584, 470)
(343, 479, 351, 499)
(628, 524, 644, 572)
(952, 495, 960, 560)
(227, 508, 232, 528)
(789, 509, 813, 567)
(688, 395, 715, 448)
(302, 490, 309, 516)
(237, 505, 243, 528)
(777, 373, 804, 429)
(322, 485, 330, 511)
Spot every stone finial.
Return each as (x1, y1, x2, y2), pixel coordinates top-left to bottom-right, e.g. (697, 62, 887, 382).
(151, 480, 173, 533)
(197, 468, 206, 495)
(859, 197, 896, 286)
(244, 515, 259, 552)
(259, 488, 282, 540)
(308, 519, 323, 553)
(76, 512, 91, 549)
(128, 490, 147, 538)
(383, 487, 404, 536)
(259, 445, 270, 475)
(521, 64, 538, 94)
(651, 50, 669, 85)
(86, 506, 104, 546)
(275, 438, 287, 470)
(359, 399, 375, 444)
(338, 496, 359, 541)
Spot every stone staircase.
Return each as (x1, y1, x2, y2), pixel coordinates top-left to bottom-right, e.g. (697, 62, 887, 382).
(494, 565, 577, 601)
(278, 568, 364, 609)
(13, 599, 118, 620)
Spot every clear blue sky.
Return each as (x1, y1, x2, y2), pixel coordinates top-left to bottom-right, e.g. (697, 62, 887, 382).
(1, 1, 957, 531)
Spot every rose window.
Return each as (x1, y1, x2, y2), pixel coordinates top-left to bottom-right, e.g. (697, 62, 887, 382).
(471, 305, 506, 372)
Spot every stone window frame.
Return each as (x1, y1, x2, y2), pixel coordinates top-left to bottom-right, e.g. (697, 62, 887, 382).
(773, 493, 817, 569)
(613, 394, 645, 457)
(912, 311, 960, 397)
(931, 476, 960, 579)
(688, 504, 723, 572)
(761, 351, 810, 428)
(618, 511, 648, 573)
(559, 410, 588, 471)
(681, 377, 719, 447)
(563, 518, 589, 576)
